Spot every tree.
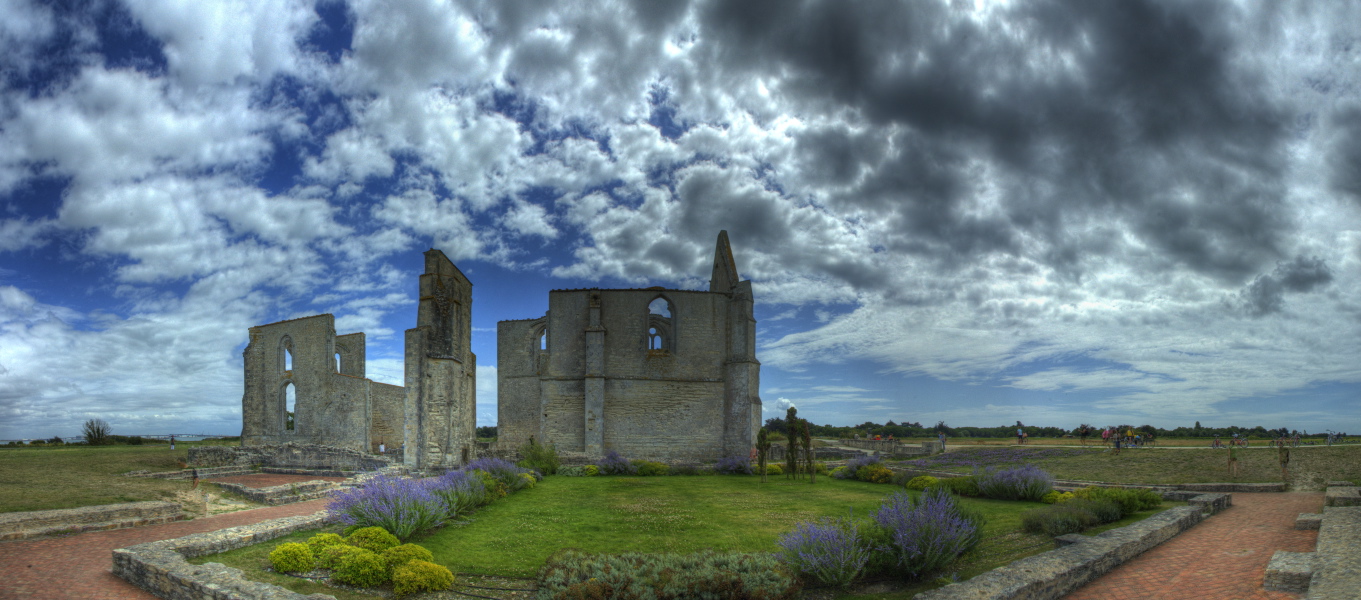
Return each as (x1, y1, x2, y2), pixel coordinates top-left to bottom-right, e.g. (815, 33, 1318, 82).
(785, 407, 799, 480)
(1078, 424, 1092, 446)
(801, 420, 815, 484)
(286, 411, 295, 431)
(82, 418, 111, 445)
(476, 425, 497, 439)
(763, 417, 787, 436)
(757, 428, 770, 483)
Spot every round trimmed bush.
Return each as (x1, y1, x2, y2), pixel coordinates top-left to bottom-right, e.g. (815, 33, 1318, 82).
(762, 463, 783, 476)
(306, 532, 346, 555)
(382, 543, 435, 572)
(347, 526, 400, 553)
(634, 460, 670, 476)
(906, 475, 939, 491)
(334, 549, 390, 588)
(583, 464, 599, 476)
(856, 464, 894, 484)
(317, 544, 363, 570)
(393, 559, 455, 598)
(519, 472, 537, 489)
(269, 542, 315, 574)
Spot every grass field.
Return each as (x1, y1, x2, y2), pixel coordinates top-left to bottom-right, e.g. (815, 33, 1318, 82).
(193, 475, 1176, 600)
(0, 441, 236, 513)
(883, 436, 1361, 448)
(893, 444, 1361, 487)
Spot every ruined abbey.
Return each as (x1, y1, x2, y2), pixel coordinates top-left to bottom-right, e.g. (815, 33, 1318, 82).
(240, 232, 759, 468)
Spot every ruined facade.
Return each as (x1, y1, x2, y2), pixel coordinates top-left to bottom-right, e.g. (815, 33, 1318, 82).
(241, 249, 474, 471)
(497, 231, 762, 461)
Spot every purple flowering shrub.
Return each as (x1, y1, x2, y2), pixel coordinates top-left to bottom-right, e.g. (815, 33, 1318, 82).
(715, 455, 753, 475)
(326, 475, 446, 541)
(776, 518, 872, 587)
(596, 450, 638, 475)
(833, 455, 880, 479)
(463, 457, 538, 491)
(871, 489, 983, 577)
(907, 447, 1087, 472)
(428, 469, 488, 518)
(975, 464, 1054, 501)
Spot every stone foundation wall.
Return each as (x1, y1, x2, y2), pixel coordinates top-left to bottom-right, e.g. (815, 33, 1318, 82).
(188, 443, 391, 471)
(0, 501, 185, 541)
(112, 510, 335, 600)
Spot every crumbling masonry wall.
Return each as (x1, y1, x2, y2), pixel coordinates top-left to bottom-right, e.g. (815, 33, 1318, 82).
(403, 249, 477, 471)
(497, 231, 761, 462)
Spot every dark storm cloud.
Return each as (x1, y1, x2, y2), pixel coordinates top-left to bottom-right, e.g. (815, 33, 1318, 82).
(696, 0, 1291, 283)
(1330, 105, 1361, 204)
(1239, 255, 1333, 317)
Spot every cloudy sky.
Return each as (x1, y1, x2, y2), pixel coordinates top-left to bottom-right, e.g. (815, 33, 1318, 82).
(3, 0, 1361, 440)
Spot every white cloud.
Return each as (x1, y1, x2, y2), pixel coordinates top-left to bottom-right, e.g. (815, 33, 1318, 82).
(124, 0, 320, 85)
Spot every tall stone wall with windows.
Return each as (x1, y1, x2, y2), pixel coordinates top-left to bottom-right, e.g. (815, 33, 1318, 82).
(403, 249, 477, 471)
(496, 231, 762, 462)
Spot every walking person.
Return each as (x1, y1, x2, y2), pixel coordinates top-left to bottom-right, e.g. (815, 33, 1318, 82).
(938, 431, 947, 451)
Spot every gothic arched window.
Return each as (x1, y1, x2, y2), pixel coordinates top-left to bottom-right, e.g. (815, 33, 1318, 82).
(646, 296, 674, 353)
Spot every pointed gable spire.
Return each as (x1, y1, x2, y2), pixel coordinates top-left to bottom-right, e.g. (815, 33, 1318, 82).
(709, 230, 740, 292)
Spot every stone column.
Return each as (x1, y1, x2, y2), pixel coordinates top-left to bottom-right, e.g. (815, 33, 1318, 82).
(584, 291, 605, 458)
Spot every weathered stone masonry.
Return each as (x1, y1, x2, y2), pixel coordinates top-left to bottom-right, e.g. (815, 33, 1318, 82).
(497, 231, 761, 462)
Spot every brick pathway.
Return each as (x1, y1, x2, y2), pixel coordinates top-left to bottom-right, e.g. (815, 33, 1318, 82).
(1064, 492, 1323, 600)
(0, 487, 335, 599)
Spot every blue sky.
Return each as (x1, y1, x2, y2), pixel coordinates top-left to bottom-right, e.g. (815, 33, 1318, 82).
(3, 0, 1361, 440)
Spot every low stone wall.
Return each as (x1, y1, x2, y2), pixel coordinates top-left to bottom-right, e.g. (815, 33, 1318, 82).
(212, 480, 341, 506)
(188, 443, 391, 472)
(916, 504, 1210, 600)
(125, 466, 256, 480)
(842, 439, 938, 456)
(0, 501, 186, 541)
(112, 510, 335, 600)
(1323, 486, 1360, 507)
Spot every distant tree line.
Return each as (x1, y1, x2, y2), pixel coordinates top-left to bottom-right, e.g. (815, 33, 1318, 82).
(762, 418, 1340, 440)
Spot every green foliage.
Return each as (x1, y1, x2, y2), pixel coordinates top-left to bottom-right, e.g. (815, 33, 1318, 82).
(333, 549, 390, 588)
(757, 428, 771, 483)
(786, 407, 799, 479)
(829, 466, 847, 479)
(762, 463, 784, 476)
(1069, 486, 1162, 517)
(393, 559, 455, 598)
(305, 533, 346, 555)
(268, 542, 315, 574)
(316, 543, 362, 570)
(346, 526, 400, 554)
(81, 419, 111, 446)
(583, 464, 599, 476)
(906, 475, 939, 491)
(926, 475, 981, 497)
(537, 549, 801, 600)
(382, 543, 435, 573)
(1020, 498, 1123, 536)
(856, 464, 895, 484)
(474, 471, 509, 499)
(632, 460, 670, 476)
(519, 472, 537, 489)
(517, 437, 560, 475)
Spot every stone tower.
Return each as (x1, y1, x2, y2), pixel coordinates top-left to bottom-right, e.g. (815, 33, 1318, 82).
(403, 249, 477, 471)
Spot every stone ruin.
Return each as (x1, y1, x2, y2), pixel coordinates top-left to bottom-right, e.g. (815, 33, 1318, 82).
(239, 232, 760, 470)
(496, 231, 762, 462)
(241, 249, 475, 471)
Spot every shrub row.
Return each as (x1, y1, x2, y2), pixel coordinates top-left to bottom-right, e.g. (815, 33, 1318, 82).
(829, 455, 893, 483)
(777, 489, 984, 587)
(537, 549, 801, 600)
(1021, 486, 1163, 536)
(269, 527, 454, 598)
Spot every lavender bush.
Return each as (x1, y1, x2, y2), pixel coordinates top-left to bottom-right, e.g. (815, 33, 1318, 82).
(834, 455, 880, 479)
(597, 450, 638, 475)
(872, 489, 983, 577)
(326, 475, 445, 541)
(428, 469, 488, 518)
(715, 455, 753, 475)
(776, 518, 873, 587)
(907, 447, 1087, 471)
(463, 457, 538, 491)
(975, 464, 1054, 501)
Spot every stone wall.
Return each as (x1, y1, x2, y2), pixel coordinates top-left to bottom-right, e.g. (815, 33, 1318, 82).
(496, 231, 760, 462)
(369, 381, 404, 452)
(187, 443, 391, 472)
(402, 249, 476, 471)
(0, 501, 185, 541)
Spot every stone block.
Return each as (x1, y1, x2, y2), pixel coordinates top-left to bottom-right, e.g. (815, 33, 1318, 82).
(1264, 551, 1314, 593)
(1323, 486, 1361, 507)
(1296, 513, 1323, 530)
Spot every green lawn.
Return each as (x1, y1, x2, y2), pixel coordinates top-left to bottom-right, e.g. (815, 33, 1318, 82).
(194, 474, 1177, 599)
(0, 442, 238, 513)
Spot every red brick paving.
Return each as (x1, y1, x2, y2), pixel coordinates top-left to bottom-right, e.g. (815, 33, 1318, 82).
(206, 474, 347, 488)
(1064, 492, 1323, 600)
(0, 476, 339, 600)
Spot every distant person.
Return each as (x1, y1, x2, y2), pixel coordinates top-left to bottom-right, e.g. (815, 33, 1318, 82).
(1017, 428, 1024, 444)
(379, 440, 386, 454)
(1101, 428, 1110, 445)
(938, 431, 947, 451)
(170, 435, 175, 450)
(1113, 436, 1121, 455)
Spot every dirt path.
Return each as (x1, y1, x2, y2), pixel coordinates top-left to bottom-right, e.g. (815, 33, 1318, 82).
(1063, 492, 1323, 600)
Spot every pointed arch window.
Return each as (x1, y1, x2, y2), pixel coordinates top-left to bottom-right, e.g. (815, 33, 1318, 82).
(279, 335, 295, 372)
(646, 296, 675, 354)
(283, 381, 297, 432)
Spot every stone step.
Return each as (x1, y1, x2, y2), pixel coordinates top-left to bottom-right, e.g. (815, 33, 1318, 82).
(1264, 551, 1314, 593)
(1295, 512, 1322, 530)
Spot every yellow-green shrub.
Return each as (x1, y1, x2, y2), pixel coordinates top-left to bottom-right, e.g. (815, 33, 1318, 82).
(762, 463, 783, 476)
(634, 460, 670, 476)
(519, 472, 537, 489)
(334, 549, 390, 588)
(382, 543, 435, 572)
(583, 464, 599, 476)
(856, 464, 894, 484)
(347, 526, 400, 553)
(317, 544, 362, 570)
(1041, 491, 1076, 504)
(306, 533, 346, 555)
(393, 559, 455, 598)
(268, 542, 314, 574)
(905, 475, 939, 490)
